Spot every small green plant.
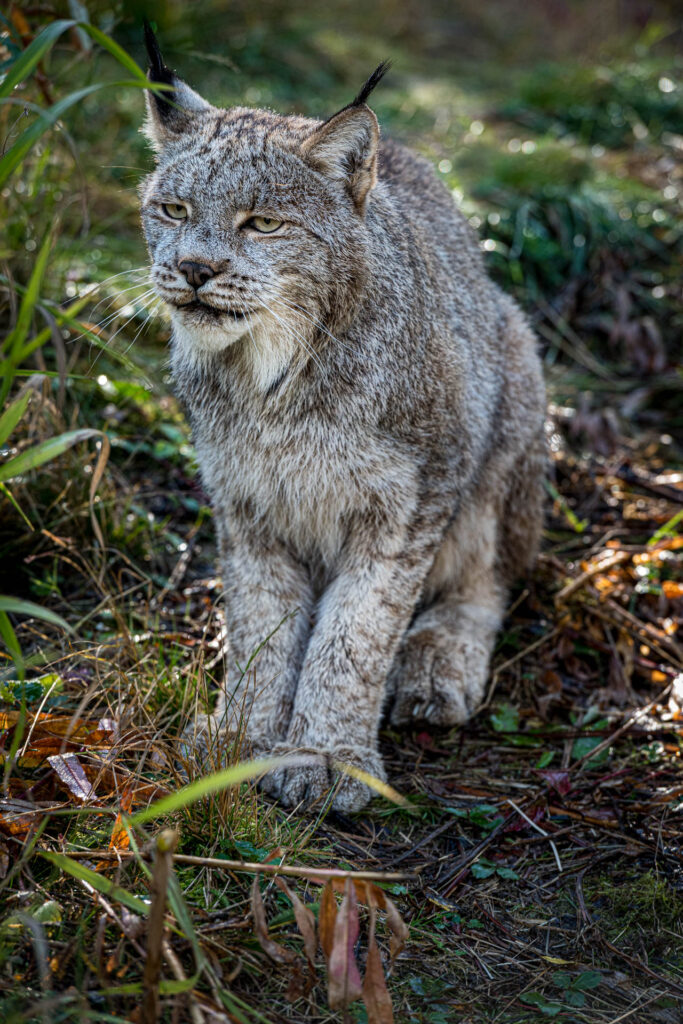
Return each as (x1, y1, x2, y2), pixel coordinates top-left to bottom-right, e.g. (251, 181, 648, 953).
(552, 970, 602, 1007)
(471, 857, 519, 880)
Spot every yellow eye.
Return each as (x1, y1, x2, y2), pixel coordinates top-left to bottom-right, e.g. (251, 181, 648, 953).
(162, 203, 188, 220)
(250, 215, 283, 234)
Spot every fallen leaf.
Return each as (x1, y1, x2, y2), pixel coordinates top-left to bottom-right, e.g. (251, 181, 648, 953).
(328, 876, 362, 1009)
(319, 881, 337, 960)
(384, 894, 409, 963)
(250, 875, 296, 965)
(539, 770, 572, 796)
(273, 876, 317, 969)
(48, 754, 96, 803)
(362, 908, 394, 1024)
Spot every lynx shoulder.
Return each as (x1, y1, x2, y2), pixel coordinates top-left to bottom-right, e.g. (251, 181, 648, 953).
(140, 25, 546, 811)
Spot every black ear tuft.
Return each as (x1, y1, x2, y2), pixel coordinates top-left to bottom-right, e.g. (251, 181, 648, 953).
(351, 61, 391, 107)
(143, 18, 175, 111)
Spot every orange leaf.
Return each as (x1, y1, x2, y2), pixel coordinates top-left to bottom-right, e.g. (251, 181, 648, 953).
(662, 580, 683, 600)
(108, 788, 135, 852)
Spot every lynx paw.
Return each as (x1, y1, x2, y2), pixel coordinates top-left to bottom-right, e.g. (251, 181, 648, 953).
(259, 744, 386, 813)
(388, 628, 490, 727)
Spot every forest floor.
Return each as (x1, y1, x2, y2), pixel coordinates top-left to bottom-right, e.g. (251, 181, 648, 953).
(1, 3, 682, 1023)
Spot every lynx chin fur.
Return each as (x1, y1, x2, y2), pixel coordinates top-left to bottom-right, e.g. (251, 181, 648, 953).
(140, 24, 546, 812)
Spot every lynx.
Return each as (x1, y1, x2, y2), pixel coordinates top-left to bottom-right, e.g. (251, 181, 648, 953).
(140, 25, 546, 811)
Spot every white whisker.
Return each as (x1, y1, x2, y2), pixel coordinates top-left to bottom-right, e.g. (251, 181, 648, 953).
(260, 301, 325, 373)
(275, 297, 354, 354)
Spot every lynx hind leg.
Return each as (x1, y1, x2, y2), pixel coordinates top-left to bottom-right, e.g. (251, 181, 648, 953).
(388, 500, 505, 727)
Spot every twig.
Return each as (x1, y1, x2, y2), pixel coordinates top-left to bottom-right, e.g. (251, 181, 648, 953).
(555, 550, 631, 603)
(59, 848, 416, 882)
(142, 828, 178, 1024)
(483, 628, 559, 708)
(383, 817, 462, 867)
(162, 939, 204, 1024)
(439, 812, 513, 896)
(507, 799, 562, 873)
(601, 934, 683, 997)
(571, 682, 672, 774)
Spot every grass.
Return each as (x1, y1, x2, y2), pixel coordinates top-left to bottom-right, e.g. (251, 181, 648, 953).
(1, 0, 683, 1021)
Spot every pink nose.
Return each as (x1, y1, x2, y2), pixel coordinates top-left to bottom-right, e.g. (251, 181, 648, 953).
(178, 260, 216, 289)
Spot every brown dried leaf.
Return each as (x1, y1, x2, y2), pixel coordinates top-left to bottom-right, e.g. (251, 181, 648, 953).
(1, 712, 116, 745)
(0, 837, 9, 879)
(0, 799, 65, 838)
(328, 877, 363, 1009)
(319, 880, 337, 960)
(384, 894, 409, 963)
(273, 875, 317, 969)
(318, 876, 387, 909)
(250, 875, 296, 965)
(362, 908, 394, 1024)
(48, 754, 96, 803)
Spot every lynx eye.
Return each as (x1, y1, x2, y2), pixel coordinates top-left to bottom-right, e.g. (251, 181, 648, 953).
(249, 215, 283, 234)
(162, 202, 188, 221)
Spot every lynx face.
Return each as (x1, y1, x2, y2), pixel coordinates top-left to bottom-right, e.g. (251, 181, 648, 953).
(140, 64, 383, 383)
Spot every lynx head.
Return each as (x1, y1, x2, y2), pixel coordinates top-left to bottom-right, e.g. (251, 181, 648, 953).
(140, 23, 389, 387)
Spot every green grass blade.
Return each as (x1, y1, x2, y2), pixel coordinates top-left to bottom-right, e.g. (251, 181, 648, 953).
(128, 758, 283, 826)
(0, 19, 76, 99)
(649, 508, 683, 546)
(0, 609, 24, 679)
(0, 391, 31, 447)
(0, 80, 152, 188)
(79, 24, 149, 84)
(0, 481, 33, 530)
(97, 976, 200, 997)
(0, 596, 72, 632)
(0, 427, 100, 483)
(41, 852, 149, 916)
(2, 229, 53, 357)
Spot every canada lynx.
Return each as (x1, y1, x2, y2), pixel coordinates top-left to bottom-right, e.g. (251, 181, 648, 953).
(141, 25, 546, 811)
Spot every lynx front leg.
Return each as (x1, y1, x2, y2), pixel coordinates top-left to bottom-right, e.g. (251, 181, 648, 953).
(387, 597, 503, 726)
(260, 514, 448, 812)
(388, 500, 505, 727)
(185, 523, 314, 758)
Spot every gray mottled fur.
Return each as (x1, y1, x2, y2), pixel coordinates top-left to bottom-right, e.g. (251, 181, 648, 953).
(139, 50, 546, 811)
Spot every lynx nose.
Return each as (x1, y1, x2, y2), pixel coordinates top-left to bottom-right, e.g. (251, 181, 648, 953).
(178, 260, 216, 290)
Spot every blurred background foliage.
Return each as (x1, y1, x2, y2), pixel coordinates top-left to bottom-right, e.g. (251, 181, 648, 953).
(0, 0, 681, 638)
(1, 6, 682, 1020)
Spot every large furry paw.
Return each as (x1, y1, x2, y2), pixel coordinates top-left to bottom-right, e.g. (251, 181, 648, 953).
(388, 627, 490, 727)
(259, 744, 386, 813)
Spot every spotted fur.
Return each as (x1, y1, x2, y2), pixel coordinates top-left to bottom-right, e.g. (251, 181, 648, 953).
(140, 29, 546, 811)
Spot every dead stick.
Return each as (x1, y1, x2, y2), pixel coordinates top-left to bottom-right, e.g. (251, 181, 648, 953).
(141, 828, 178, 1024)
(572, 682, 672, 774)
(555, 551, 631, 603)
(58, 848, 415, 882)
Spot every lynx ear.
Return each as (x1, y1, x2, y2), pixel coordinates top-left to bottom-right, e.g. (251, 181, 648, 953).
(143, 20, 212, 151)
(301, 62, 390, 213)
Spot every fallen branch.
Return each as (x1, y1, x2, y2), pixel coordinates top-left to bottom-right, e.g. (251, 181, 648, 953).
(57, 848, 416, 882)
(555, 551, 631, 603)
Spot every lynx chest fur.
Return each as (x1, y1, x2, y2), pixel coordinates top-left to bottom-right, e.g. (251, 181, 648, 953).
(141, 25, 546, 811)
